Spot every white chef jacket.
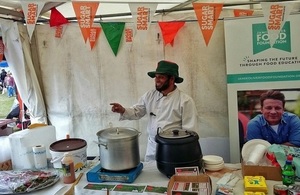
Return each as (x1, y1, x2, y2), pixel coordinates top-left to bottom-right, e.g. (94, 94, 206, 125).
(120, 87, 199, 162)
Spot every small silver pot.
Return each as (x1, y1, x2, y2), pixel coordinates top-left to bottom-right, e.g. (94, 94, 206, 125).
(96, 127, 140, 171)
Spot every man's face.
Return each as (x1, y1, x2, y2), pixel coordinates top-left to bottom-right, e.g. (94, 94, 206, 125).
(155, 74, 171, 92)
(261, 99, 284, 125)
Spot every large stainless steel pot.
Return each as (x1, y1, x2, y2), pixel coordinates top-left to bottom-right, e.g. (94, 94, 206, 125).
(155, 129, 203, 177)
(96, 127, 140, 171)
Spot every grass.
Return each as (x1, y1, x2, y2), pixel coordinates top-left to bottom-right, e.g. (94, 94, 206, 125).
(0, 92, 15, 118)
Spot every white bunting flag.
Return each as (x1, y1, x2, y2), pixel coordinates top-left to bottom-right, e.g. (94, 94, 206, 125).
(21, 1, 45, 40)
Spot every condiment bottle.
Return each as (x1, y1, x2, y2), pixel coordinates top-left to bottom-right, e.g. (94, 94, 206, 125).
(61, 152, 76, 184)
(282, 154, 295, 186)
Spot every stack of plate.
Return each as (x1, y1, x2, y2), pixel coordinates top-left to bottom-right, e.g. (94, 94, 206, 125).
(203, 155, 224, 171)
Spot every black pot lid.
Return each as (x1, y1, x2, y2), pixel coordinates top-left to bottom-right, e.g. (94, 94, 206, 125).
(158, 129, 191, 139)
(50, 138, 87, 152)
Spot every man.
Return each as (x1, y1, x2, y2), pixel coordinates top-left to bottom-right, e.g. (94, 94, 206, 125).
(0, 69, 7, 89)
(110, 60, 199, 162)
(246, 90, 300, 147)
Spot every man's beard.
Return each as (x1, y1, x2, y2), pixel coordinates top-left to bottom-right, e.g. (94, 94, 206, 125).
(156, 79, 170, 92)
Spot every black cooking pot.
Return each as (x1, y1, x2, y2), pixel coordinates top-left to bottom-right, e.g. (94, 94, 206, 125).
(155, 129, 203, 178)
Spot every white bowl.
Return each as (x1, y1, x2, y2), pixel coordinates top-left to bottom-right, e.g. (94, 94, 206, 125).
(203, 155, 224, 165)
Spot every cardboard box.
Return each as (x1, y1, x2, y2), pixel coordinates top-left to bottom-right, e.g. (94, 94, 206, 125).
(241, 161, 282, 181)
(167, 174, 212, 195)
(0, 159, 12, 170)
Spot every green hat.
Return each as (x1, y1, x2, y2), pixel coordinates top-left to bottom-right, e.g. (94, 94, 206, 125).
(147, 60, 184, 83)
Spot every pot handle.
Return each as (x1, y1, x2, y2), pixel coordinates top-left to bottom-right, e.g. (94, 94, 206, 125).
(93, 140, 108, 149)
(156, 127, 162, 136)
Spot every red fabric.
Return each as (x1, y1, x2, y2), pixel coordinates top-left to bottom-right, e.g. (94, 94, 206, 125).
(50, 7, 69, 27)
(158, 21, 185, 46)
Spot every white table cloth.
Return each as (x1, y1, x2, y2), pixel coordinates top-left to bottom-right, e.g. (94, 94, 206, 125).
(24, 161, 298, 195)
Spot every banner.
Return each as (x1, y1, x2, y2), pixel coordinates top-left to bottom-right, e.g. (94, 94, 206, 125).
(21, 2, 45, 40)
(193, 3, 223, 46)
(50, 7, 69, 27)
(0, 40, 3, 62)
(158, 21, 185, 46)
(129, 3, 158, 39)
(224, 14, 300, 163)
(72, 1, 100, 43)
(234, 9, 254, 17)
(100, 22, 125, 56)
(261, 2, 292, 47)
(89, 26, 101, 50)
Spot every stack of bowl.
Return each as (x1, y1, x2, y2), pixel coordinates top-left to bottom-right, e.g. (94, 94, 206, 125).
(203, 155, 224, 171)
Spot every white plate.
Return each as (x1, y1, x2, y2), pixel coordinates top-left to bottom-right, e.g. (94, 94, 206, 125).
(202, 155, 224, 165)
(241, 139, 271, 162)
(205, 162, 224, 169)
(204, 163, 225, 171)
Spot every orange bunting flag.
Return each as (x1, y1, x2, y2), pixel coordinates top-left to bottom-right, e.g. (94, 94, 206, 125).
(158, 21, 185, 46)
(261, 2, 292, 47)
(72, 1, 100, 43)
(89, 27, 101, 50)
(125, 28, 134, 43)
(55, 25, 65, 38)
(0, 40, 4, 62)
(193, 3, 223, 46)
(50, 7, 69, 27)
(233, 9, 254, 17)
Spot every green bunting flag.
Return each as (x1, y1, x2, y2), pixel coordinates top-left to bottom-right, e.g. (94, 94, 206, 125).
(100, 22, 125, 56)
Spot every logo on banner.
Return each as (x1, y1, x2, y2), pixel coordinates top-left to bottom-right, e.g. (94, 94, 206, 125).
(252, 21, 291, 54)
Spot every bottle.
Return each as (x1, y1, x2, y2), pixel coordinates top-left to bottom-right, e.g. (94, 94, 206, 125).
(61, 152, 76, 184)
(282, 154, 295, 186)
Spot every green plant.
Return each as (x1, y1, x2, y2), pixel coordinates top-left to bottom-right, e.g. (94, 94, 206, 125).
(0, 94, 15, 118)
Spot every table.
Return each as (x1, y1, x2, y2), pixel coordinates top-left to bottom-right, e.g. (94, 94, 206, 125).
(25, 161, 298, 195)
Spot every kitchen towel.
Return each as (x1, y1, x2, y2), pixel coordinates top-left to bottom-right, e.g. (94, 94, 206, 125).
(32, 145, 47, 169)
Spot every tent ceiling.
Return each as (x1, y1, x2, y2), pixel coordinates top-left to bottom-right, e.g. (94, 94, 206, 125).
(1, 0, 300, 23)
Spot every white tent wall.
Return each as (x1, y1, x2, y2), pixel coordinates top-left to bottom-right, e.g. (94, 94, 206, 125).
(9, 11, 229, 162)
(0, 19, 47, 124)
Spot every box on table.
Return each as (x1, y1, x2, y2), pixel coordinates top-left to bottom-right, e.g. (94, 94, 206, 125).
(0, 159, 12, 170)
(241, 161, 282, 181)
(8, 125, 56, 170)
(167, 174, 212, 195)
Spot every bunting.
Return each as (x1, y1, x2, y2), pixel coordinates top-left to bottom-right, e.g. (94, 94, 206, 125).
(54, 25, 67, 39)
(129, 3, 158, 39)
(125, 27, 134, 43)
(261, 2, 292, 47)
(193, 3, 223, 46)
(50, 7, 69, 27)
(100, 22, 125, 56)
(89, 27, 101, 50)
(158, 21, 185, 46)
(72, 1, 100, 43)
(234, 9, 254, 17)
(21, 2, 45, 40)
(0, 40, 3, 62)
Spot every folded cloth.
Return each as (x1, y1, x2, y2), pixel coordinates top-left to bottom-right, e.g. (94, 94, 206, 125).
(268, 144, 300, 179)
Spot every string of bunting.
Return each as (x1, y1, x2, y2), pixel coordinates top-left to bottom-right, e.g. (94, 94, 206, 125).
(18, 1, 293, 55)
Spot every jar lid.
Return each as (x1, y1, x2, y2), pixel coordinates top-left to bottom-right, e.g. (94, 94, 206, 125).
(50, 138, 87, 152)
(97, 127, 139, 140)
(158, 129, 192, 139)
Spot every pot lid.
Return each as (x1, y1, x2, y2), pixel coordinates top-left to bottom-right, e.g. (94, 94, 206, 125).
(50, 138, 87, 152)
(158, 129, 191, 139)
(97, 127, 139, 140)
